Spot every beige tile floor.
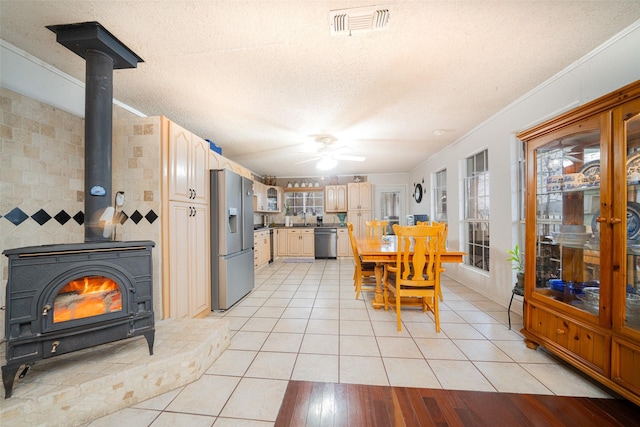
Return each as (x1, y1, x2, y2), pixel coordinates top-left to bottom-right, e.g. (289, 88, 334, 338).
(88, 259, 614, 426)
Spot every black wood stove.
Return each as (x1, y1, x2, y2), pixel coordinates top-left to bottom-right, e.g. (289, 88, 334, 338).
(2, 241, 155, 398)
(1, 22, 153, 399)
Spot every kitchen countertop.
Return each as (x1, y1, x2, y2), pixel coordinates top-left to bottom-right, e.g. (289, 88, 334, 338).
(253, 223, 346, 231)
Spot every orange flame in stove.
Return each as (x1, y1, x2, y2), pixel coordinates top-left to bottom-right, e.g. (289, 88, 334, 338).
(53, 276, 122, 323)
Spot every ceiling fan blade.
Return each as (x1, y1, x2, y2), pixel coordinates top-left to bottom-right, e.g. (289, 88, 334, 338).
(294, 157, 320, 165)
(334, 154, 366, 162)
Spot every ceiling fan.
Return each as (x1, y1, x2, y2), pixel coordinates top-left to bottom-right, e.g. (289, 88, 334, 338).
(295, 135, 366, 169)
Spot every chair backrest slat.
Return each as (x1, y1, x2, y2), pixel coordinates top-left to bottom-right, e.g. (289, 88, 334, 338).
(393, 224, 443, 288)
(365, 220, 388, 239)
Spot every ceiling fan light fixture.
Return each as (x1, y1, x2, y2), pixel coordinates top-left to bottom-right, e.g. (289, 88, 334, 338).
(317, 157, 337, 170)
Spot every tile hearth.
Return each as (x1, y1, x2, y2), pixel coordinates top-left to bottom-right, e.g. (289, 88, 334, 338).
(0, 318, 229, 427)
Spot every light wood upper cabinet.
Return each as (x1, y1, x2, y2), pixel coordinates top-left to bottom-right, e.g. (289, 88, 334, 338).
(168, 120, 208, 204)
(254, 181, 266, 212)
(209, 149, 253, 179)
(266, 186, 282, 212)
(254, 183, 282, 213)
(347, 182, 372, 211)
(325, 185, 347, 212)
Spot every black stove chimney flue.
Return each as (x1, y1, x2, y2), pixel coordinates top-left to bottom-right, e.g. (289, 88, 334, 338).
(47, 22, 143, 242)
(84, 49, 114, 241)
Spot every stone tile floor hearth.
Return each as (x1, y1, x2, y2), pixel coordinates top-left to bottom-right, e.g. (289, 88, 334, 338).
(86, 259, 613, 426)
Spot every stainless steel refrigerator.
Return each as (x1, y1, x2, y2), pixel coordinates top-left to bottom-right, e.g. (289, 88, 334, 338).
(210, 169, 255, 310)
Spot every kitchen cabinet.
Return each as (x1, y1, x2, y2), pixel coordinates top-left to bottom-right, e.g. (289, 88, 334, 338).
(209, 148, 252, 179)
(163, 117, 211, 318)
(277, 229, 288, 257)
(347, 182, 372, 211)
(517, 81, 640, 406)
(277, 228, 314, 257)
(254, 229, 270, 269)
(168, 120, 208, 204)
(254, 182, 282, 213)
(254, 181, 266, 212)
(347, 182, 372, 239)
(337, 228, 351, 257)
(168, 202, 209, 318)
(325, 185, 347, 212)
(266, 185, 282, 212)
(347, 210, 372, 241)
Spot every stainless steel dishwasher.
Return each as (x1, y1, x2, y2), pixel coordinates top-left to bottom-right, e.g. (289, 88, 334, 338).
(314, 228, 337, 259)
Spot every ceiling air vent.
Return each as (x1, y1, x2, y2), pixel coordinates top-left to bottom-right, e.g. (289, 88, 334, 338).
(329, 6, 390, 35)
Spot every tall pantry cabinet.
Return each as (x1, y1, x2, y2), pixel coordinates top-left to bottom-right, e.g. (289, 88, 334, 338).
(163, 118, 210, 319)
(347, 182, 372, 239)
(518, 81, 640, 406)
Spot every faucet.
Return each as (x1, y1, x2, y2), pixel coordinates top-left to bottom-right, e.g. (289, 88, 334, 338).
(302, 211, 307, 226)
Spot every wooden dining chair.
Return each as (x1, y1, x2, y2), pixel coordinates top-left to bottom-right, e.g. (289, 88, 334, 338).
(383, 224, 445, 332)
(347, 222, 377, 299)
(365, 220, 389, 239)
(416, 221, 447, 301)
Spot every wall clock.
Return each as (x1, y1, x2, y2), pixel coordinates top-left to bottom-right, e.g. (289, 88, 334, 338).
(414, 179, 424, 203)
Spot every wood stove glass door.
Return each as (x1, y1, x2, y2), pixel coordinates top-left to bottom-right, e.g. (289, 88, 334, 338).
(52, 275, 123, 323)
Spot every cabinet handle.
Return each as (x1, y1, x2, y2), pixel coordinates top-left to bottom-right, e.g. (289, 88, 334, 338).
(596, 217, 607, 223)
(610, 217, 622, 224)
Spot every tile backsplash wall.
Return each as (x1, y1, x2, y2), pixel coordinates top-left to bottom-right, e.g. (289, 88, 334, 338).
(0, 87, 163, 350)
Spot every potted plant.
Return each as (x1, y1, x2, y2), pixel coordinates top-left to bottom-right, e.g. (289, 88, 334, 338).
(284, 204, 291, 227)
(507, 244, 525, 290)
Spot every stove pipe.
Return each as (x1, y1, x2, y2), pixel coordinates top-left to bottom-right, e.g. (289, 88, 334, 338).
(84, 49, 114, 241)
(47, 22, 143, 242)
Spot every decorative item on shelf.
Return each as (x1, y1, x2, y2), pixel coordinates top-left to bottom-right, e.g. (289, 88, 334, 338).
(628, 152, 640, 185)
(592, 201, 640, 240)
(578, 161, 600, 187)
(293, 181, 299, 187)
(562, 173, 583, 190)
(287, 181, 293, 188)
(353, 175, 362, 183)
(628, 166, 640, 184)
(329, 175, 339, 185)
(546, 175, 563, 192)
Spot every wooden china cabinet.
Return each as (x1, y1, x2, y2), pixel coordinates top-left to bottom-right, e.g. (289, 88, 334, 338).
(518, 80, 640, 406)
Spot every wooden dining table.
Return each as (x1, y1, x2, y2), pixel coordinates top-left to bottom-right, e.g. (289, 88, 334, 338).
(356, 235, 465, 309)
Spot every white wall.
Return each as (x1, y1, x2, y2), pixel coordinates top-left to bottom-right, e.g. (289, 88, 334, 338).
(409, 21, 640, 309)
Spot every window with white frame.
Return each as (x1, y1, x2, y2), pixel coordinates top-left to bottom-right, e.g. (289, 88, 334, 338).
(433, 169, 447, 223)
(464, 150, 490, 271)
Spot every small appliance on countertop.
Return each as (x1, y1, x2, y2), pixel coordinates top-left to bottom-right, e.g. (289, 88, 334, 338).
(317, 215, 323, 227)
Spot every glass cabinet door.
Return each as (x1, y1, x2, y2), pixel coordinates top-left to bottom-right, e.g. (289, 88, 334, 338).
(533, 118, 603, 315)
(619, 98, 640, 332)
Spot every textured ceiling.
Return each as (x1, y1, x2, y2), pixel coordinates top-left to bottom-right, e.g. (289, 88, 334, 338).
(1, 1, 639, 178)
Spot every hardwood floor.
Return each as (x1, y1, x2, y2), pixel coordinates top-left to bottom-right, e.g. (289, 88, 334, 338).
(275, 380, 640, 426)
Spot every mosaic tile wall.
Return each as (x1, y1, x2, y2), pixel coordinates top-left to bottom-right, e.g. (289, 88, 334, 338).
(0, 87, 163, 348)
